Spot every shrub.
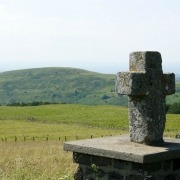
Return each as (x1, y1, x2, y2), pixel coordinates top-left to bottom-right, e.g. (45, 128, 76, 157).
(167, 102, 180, 114)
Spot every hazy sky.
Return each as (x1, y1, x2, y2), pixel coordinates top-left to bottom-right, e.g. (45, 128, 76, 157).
(0, 0, 180, 74)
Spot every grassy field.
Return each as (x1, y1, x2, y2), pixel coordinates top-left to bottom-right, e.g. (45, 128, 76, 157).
(0, 141, 76, 180)
(0, 104, 179, 179)
(0, 104, 129, 131)
(0, 120, 122, 142)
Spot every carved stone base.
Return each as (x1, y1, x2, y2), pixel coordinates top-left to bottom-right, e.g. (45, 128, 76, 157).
(73, 153, 180, 180)
(64, 135, 180, 180)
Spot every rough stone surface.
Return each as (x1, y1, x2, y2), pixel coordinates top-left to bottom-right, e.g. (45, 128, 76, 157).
(64, 135, 180, 163)
(72, 154, 180, 180)
(116, 51, 175, 145)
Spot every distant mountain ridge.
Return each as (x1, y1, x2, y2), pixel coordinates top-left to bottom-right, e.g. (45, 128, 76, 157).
(0, 67, 179, 106)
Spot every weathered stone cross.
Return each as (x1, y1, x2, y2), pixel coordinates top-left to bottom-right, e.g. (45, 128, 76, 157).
(116, 51, 175, 145)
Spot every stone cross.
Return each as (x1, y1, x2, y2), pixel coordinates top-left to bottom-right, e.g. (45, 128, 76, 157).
(116, 52, 175, 145)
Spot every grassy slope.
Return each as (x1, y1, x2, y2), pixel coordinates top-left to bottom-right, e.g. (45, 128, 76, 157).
(0, 104, 128, 140)
(0, 67, 120, 105)
(0, 67, 179, 106)
(0, 104, 179, 140)
(0, 104, 179, 179)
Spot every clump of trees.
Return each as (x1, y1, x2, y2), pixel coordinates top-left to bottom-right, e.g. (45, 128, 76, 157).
(1, 101, 180, 114)
(5, 101, 66, 106)
(167, 102, 180, 114)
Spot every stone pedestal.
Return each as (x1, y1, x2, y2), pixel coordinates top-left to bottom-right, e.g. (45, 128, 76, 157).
(64, 135, 180, 180)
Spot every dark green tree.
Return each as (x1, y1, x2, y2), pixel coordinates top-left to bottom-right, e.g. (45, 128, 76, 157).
(168, 102, 180, 114)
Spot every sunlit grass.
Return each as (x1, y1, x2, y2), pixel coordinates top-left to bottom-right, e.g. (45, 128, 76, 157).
(0, 120, 123, 141)
(0, 104, 179, 140)
(165, 114, 180, 136)
(0, 141, 76, 180)
(0, 104, 179, 179)
(0, 104, 129, 129)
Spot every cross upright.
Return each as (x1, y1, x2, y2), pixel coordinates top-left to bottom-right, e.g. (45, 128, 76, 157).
(116, 51, 175, 145)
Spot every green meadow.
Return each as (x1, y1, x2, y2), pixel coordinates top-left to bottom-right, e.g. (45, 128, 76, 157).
(0, 104, 179, 179)
(0, 104, 128, 141)
(0, 104, 179, 138)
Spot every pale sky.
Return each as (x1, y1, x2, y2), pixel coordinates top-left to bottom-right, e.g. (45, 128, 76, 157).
(0, 0, 180, 74)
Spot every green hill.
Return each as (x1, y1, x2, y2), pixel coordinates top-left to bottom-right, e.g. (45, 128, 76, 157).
(0, 67, 127, 106)
(0, 67, 179, 106)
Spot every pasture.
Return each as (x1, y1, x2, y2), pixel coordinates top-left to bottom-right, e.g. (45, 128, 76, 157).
(0, 104, 179, 179)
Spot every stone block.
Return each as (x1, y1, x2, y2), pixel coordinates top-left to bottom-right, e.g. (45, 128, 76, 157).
(162, 160, 172, 171)
(64, 135, 180, 164)
(108, 173, 123, 180)
(116, 72, 147, 95)
(132, 162, 161, 172)
(129, 51, 162, 72)
(125, 174, 144, 180)
(143, 162, 162, 172)
(84, 167, 94, 175)
(163, 73, 175, 95)
(73, 152, 91, 166)
(164, 174, 177, 180)
(97, 169, 105, 178)
(91, 155, 112, 166)
(173, 158, 180, 171)
(114, 159, 130, 170)
(126, 174, 156, 180)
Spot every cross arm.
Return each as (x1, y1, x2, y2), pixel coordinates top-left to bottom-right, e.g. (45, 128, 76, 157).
(163, 73, 175, 95)
(116, 72, 147, 96)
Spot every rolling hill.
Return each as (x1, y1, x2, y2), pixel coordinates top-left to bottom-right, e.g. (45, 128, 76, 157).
(0, 67, 179, 106)
(0, 67, 126, 106)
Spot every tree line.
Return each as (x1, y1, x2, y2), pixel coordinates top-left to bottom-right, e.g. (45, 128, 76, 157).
(1, 101, 180, 114)
(3, 101, 66, 106)
(166, 102, 180, 114)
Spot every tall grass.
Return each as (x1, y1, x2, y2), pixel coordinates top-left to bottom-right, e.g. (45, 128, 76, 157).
(0, 104, 179, 179)
(0, 104, 179, 139)
(0, 104, 129, 129)
(165, 114, 180, 136)
(0, 120, 122, 141)
(0, 141, 76, 180)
